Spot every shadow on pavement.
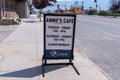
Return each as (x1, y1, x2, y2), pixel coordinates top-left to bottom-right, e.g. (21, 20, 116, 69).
(0, 65, 68, 78)
(24, 20, 40, 23)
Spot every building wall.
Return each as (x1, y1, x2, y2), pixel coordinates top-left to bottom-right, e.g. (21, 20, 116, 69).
(0, 0, 32, 20)
(16, 0, 31, 18)
(4, 11, 19, 19)
(70, 5, 82, 14)
(0, 0, 19, 20)
(25, 1, 30, 18)
(5, 0, 19, 19)
(16, 2, 26, 18)
(74, 8, 82, 14)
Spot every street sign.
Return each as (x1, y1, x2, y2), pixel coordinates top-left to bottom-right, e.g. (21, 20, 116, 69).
(43, 14, 76, 59)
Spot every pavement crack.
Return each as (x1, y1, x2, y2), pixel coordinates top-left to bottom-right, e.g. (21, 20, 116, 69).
(0, 54, 5, 63)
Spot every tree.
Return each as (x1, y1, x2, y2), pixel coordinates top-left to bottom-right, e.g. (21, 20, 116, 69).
(88, 9, 98, 15)
(33, 0, 57, 9)
(109, 0, 120, 12)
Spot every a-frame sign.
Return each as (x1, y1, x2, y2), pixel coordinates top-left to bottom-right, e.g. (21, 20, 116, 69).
(42, 14, 79, 77)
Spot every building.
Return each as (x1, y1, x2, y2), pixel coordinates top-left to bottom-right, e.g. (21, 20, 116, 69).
(0, 0, 32, 23)
(29, 4, 38, 14)
(70, 2, 83, 14)
(16, 0, 32, 18)
(55, 5, 64, 14)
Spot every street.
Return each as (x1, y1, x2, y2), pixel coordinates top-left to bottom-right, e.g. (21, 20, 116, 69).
(75, 15, 120, 80)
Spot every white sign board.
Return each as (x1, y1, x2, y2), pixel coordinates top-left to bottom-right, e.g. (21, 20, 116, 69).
(46, 16, 74, 49)
(44, 14, 76, 59)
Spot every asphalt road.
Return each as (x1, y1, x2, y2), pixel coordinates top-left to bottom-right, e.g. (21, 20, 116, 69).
(75, 15, 120, 80)
(0, 25, 17, 43)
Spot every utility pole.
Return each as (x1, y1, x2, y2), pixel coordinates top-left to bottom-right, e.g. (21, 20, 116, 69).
(82, 1, 84, 11)
(65, 0, 67, 13)
(99, 3, 101, 12)
(2, 0, 4, 19)
(39, 9, 42, 21)
(94, 0, 98, 10)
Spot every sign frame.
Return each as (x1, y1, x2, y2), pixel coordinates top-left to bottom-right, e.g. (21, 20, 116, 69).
(42, 14, 80, 77)
(43, 14, 76, 60)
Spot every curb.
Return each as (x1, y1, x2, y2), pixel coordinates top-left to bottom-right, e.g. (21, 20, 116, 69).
(74, 48, 110, 80)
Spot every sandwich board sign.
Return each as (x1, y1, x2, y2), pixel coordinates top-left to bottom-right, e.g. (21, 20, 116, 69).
(43, 14, 76, 60)
(42, 14, 80, 77)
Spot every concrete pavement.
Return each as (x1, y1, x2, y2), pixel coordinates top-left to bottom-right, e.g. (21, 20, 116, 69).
(0, 25, 17, 43)
(0, 15, 109, 80)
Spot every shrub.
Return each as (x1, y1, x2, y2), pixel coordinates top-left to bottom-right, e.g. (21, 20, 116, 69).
(99, 11, 113, 16)
(88, 9, 98, 15)
(99, 10, 120, 17)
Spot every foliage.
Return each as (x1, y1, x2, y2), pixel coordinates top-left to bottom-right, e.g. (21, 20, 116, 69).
(88, 9, 98, 15)
(99, 11, 113, 16)
(99, 10, 120, 17)
(109, 0, 120, 12)
(37, 13, 41, 18)
(33, 0, 57, 9)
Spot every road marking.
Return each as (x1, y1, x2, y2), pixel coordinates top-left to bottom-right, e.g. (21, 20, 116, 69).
(80, 17, 120, 27)
(97, 69, 110, 80)
(86, 26, 120, 38)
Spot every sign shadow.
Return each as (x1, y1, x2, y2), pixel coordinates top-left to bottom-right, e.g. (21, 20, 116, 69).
(0, 65, 68, 78)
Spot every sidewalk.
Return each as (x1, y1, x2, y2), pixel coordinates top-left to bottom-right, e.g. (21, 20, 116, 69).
(0, 15, 109, 80)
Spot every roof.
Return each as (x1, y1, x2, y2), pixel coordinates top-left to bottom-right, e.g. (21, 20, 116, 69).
(71, 2, 82, 8)
(71, 4, 82, 8)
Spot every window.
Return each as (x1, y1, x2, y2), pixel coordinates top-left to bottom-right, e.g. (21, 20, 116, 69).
(5, 0, 9, 9)
(5, 0, 15, 10)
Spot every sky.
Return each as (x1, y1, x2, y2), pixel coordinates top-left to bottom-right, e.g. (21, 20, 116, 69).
(43, 0, 110, 12)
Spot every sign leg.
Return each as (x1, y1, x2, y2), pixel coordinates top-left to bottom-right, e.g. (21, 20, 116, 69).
(42, 59, 45, 77)
(45, 60, 47, 64)
(71, 63, 80, 75)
